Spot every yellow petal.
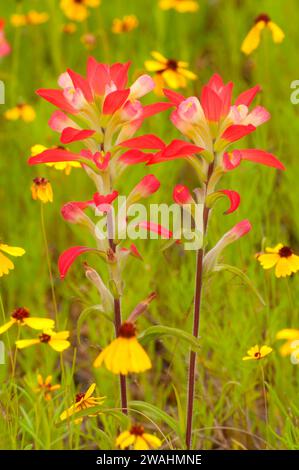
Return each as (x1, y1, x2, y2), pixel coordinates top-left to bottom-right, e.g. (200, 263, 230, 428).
(21, 105, 36, 122)
(31, 144, 47, 156)
(0, 253, 14, 277)
(134, 436, 150, 450)
(276, 329, 299, 340)
(279, 340, 294, 357)
(4, 107, 21, 120)
(128, 338, 152, 373)
(49, 339, 70, 352)
(0, 244, 25, 257)
(0, 318, 16, 334)
(119, 434, 135, 450)
(178, 67, 197, 80)
(241, 23, 263, 55)
(143, 433, 162, 449)
(16, 339, 40, 349)
(53, 330, 70, 340)
(45, 375, 52, 385)
(275, 258, 293, 278)
(60, 403, 79, 421)
(84, 383, 96, 399)
(144, 60, 166, 72)
(151, 51, 168, 64)
(260, 345, 273, 358)
(265, 244, 283, 253)
(116, 431, 131, 447)
(268, 21, 285, 43)
(257, 253, 279, 269)
(23, 317, 55, 330)
(162, 69, 185, 89)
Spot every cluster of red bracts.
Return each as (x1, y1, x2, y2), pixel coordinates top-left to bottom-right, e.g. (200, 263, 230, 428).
(28, 59, 285, 278)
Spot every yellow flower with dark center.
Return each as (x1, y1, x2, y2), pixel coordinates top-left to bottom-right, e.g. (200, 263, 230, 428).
(60, 383, 105, 423)
(16, 329, 70, 352)
(0, 243, 25, 277)
(31, 177, 53, 203)
(4, 104, 36, 122)
(256, 243, 299, 278)
(60, 0, 101, 22)
(31, 145, 81, 175)
(34, 374, 61, 401)
(145, 51, 197, 93)
(276, 329, 299, 357)
(242, 344, 273, 361)
(112, 15, 139, 34)
(116, 425, 162, 450)
(93, 322, 152, 375)
(11, 11, 49, 27)
(159, 0, 199, 13)
(241, 14, 285, 55)
(0, 307, 54, 335)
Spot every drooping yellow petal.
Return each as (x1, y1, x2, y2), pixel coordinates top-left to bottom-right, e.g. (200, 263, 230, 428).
(162, 69, 185, 89)
(279, 340, 294, 357)
(20, 105, 36, 122)
(0, 244, 25, 257)
(128, 338, 152, 373)
(119, 434, 136, 450)
(4, 107, 21, 121)
(268, 21, 285, 43)
(0, 318, 16, 334)
(143, 433, 162, 449)
(60, 403, 80, 421)
(288, 254, 299, 273)
(16, 338, 40, 349)
(116, 431, 131, 447)
(134, 436, 150, 450)
(23, 317, 55, 330)
(275, 258, 293, 278)
(241, 22, 264, 55)
(0, 252, 15, 277)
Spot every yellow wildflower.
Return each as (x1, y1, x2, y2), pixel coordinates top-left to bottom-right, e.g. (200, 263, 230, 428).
(60, 0, 100, 22)
(0, 243, 25, 277)
(60, 383, 105, 423)
(0, 307, 54, 335)
(256, 243, 299, 278)
(4, 104, 36, 122)
(112, 15, 138, 34)
(16, 330, 71, 352)
(116, 425, 162, 450)
(242, 344, 273, 361)
(159, 0, 199, 13)
(34, 374, 61, 401)
(241, 14, 285, 55)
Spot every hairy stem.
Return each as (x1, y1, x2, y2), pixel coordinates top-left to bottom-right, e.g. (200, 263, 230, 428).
(186, 163, 213, 449)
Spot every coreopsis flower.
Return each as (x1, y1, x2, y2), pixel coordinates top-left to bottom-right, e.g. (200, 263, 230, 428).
(60, 383, 105, 423)
(4, 104, 36, 122)
(93, 321, 152, 375)
(112, 15, 138, 34)
(256, 243, 299, 278)
(0, 307, 54, 335)
(0, 243, 25, 277)
(31, 177, 53, 203)
(11, 11, 49, 27)
(241, 14, 285, 55)
(31, 145, 81, 175)
(116, 425, 162, 450)
(242, 344, 273, 361)
(0, 19, 11, 57)
(63, 23, 77, 34)
(276, 329, 299, 357)
(145, 51, 197, 94)
(60, 0, 101, 22)
(159, 0, 199, 12)
(34, 374, 61, 401)
(16, 329, 70, 352)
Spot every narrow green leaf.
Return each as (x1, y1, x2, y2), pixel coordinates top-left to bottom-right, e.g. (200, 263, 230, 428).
(77, 305, 113, 345)
(138, 325, 200, 352)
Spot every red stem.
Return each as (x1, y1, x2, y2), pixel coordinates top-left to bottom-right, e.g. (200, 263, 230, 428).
(185, 164, 213, 449)
(113, 297, 128, 415)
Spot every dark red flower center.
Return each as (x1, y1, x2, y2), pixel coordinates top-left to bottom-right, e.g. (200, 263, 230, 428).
(130, 425, 144, 436)
(39, 333, 51, 343)
(254, 352, 261, 359)
(118, 322, 136, 339)
(255, 14, 270, 24)
(167, 59, 178, 71)
(33, 177, 49, 187)
(279, 246, 293, 258)
(76, 392, 85, 402)
(12, 307, 30, 322)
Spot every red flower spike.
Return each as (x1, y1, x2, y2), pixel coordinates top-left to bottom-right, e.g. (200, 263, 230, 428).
(223, 149, 285, 171)
(28, 148, 82, 165)
(200, 85, 223, 122)
(58, 246, 97, 279)
(163, 88, 186, 105)
(36, 89, 77, 114)
(221, 124, 256, 143)
(110, 62, 131, 89)
(119, 134, 165, 150)
(93, 191, 118, 207)
(142, 102, 173, 118)
(103, 89, 130, 115)
(218, 190, 241, 214)
(119, 149, 154, 165)
(235, 85, 261, 107)
(173, 184, 193, 205)
(60, 127, 95, 144)
(67, 68, 93, 102)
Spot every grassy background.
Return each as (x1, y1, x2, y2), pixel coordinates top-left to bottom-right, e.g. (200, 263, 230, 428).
(0, 0, 299, 450)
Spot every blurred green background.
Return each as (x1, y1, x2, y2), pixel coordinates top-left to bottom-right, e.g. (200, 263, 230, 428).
(0, 0, 299, 450)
